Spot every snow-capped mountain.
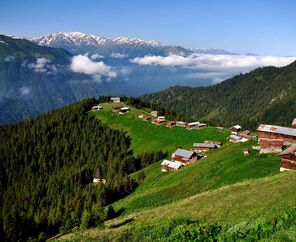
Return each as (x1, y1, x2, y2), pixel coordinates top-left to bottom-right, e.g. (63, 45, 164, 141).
(27, 32, 190, 57)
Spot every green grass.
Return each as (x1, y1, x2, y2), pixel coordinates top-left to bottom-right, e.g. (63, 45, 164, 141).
(92, 102, 229, 155)
(56, 172, 296, 242)
(56, 103, 292, 241)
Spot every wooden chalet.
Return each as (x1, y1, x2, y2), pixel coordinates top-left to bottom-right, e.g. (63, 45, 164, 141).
(166, 121, 176, 128)
(229, 134, 248, 143)
(172, 148, 199, 165)
(176, 121, 187, 127)
(204, 140, 222, 147)
(187, 122, 207, 130)
(257, 124, 296, 145)
(91, 105, 103, 111)
(93, 178, 107, 184)
(230, 125, 241, 134)
(153, 116, 166, 125)
(279, 145, 296, 171)
(150, 111, 158, 118)
(193, 143, 217, 152)
(161, 160, 182, 172)
(110, 97, 120, 103)
(119, 107, 130, 114)
(239, 130, 251, 139)
(112, 106, 123, 111)
(292, 118, 296, 129)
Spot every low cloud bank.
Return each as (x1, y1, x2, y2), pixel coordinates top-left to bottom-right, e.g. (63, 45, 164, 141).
(70, 55, 117, 82)
(131, 54, 296, 73)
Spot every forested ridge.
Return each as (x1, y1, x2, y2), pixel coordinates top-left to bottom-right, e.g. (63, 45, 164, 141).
(0, 98, 165, 241)
(142, 60, 296, 129)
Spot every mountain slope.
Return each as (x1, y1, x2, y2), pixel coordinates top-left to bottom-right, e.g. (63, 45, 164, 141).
(142, 61, 296, 129)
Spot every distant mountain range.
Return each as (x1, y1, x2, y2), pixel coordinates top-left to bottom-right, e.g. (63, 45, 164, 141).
(1, 31, 294, 124)
(27, 32, 237, 57)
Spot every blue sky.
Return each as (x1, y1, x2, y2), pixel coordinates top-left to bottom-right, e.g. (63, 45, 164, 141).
(0, 0, 295, 55)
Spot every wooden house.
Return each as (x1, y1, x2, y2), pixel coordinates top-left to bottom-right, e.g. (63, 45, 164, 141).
(187, 122, 207, 130)
(243, 148, 249, 156)
(112, 106, 123, 111)
(239, 130, 251, 139)
(153, 116, 166, 125)
(150, 111, 158, 118)
(91, 105, 103, 111)
(228, 134, 248, 143)
(257, 124, 296, 146)
(193, 143, 217, 152)
(292, 118, 296, 129)
(204, 140, 222, 147)
(110, 97, 120, 103)
(171, 148, 198, 165)
(161, 160, 182, 172)
(279, 145, 296, 171)
(230, 125, 242, 134)
(166, 121, 176, 128)
(176, 121, 187, 127)
(119, 107, 130, 114)
(93, 178, 107, 184)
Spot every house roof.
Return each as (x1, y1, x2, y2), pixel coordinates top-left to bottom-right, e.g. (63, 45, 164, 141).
(111, 97, 120, 100)
(120, 107, 129, 111)
(161, 160, 182, 169)
(188, 121, 200, 126)
(280, 145, 296, 156)
(257, 124, 296, 137)
(292, 118, 296, 126)
(229, 134, 242, 140)
(157, 116, 165, 119)
(174, 148, 194, 158)
(232, 125, 242, 130)
(193, 143, 216, 148)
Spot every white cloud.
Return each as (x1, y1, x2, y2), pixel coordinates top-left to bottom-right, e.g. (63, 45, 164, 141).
(28, 57, 51, 72)
(19, 86, 31, 96)
(131, 54, 296, 73)
(90, 53, 104, 60)
(70, 55, 117, 81)
(4, 55, 15, 62)
(110, 53, 128, 59)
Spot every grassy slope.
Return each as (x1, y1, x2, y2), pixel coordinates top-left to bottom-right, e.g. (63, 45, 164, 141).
(91, 102, 229, 155)
(57, 172, 296, 241)
(55, 103, 292, 241)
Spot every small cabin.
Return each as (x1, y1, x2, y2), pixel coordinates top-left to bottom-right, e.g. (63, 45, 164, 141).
(230, 125, 242, 134)
(279, 145, 296, 171)
(150, 111, 158, 118)
(119, 107, 130, 114)
(193, 143, 217, 152)
(204, 140, 222, 147)
(91, 105, 103, 111)
(110, 97, 120, 103)
(187, 122, 207, 130)
(112, 106, 123, 111)
(172, 148, 198, 165)
(239, 130, 251, 139)
(167, 121, 176, 128)
(292, 118, 296, 129)
(243, 148, 249, 156)
(176, 121, 187, 127)
(161, 160, 182, 172)
(153, 116, 166, 125)
(93, 178, 107, 184)
(229, 134, 247, 143)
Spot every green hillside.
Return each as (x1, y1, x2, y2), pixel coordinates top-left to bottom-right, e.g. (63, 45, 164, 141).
(57, 172, 296, 242)
(141, 61, 296, 129)
(53, 102, 296, 241)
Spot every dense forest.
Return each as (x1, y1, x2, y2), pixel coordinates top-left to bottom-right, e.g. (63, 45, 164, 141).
(142, 60, 296, 129)
(0, 98, 165, 241)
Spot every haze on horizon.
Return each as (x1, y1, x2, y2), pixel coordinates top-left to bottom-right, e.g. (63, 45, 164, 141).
(0, 0, 295, 56)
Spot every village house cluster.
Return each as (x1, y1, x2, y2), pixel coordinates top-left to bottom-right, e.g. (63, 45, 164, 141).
(161, 141, 221, 172)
